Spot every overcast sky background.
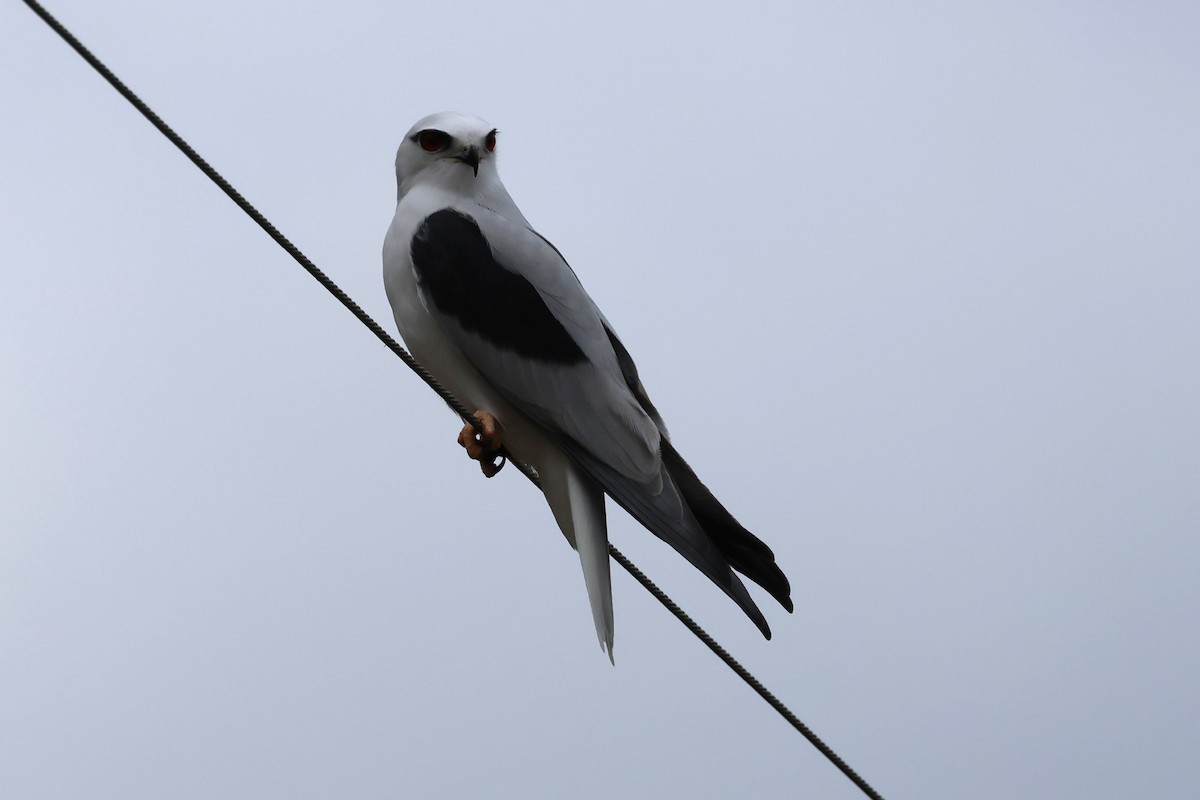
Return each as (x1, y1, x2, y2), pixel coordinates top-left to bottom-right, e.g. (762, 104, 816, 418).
(3, 2, 1198, 798)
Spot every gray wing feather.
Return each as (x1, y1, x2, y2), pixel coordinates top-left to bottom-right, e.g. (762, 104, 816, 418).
(420, 204, 662, 483)
(414, 202, 775, 635)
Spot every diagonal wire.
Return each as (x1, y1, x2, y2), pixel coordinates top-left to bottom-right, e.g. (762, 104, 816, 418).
(19, 2, 885, 798)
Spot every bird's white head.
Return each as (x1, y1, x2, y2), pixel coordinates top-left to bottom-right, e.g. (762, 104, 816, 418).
(395, 111, 501, 201)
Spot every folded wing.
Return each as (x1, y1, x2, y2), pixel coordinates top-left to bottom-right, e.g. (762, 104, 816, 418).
(408, 205, 792, 634)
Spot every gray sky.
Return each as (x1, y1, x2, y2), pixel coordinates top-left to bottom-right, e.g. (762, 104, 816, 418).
(3, 1, 1198, 798)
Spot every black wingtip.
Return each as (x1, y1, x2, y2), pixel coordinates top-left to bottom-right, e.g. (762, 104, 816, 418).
(557, 434, 791, 639)
(737, 582, 773, 640)
(661, 439, 795, 615)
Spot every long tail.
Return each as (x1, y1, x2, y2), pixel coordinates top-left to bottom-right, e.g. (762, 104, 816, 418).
(539, 451, 615, 662)
(559, 437, 788, 639)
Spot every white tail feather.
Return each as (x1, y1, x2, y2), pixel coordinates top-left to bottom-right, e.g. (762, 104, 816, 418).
(569, 469, 614, 662)
(539, 453, 615, 662)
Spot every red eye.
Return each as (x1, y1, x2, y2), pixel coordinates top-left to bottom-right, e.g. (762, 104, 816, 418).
(418, 130, 449, 152)
(485, 130, 497, 152)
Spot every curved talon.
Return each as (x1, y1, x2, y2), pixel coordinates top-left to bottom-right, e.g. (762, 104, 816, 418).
(457, 410, 505, 478)
(480, 452, 506, 477)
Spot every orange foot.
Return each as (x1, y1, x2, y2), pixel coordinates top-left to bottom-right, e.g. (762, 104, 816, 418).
(457, 410, 506, 478)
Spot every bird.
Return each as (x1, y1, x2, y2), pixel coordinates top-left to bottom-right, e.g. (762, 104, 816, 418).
(382, 111, 792, 661)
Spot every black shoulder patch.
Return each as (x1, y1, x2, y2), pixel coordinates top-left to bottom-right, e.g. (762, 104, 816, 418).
(410, 209, 586, 364)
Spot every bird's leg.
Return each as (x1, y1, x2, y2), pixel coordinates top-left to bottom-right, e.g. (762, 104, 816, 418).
(457, 410, 506, 478)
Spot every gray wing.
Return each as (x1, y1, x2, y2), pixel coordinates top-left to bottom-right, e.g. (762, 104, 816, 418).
(407, 204, 661, 482)
(408, 204, 779, 636)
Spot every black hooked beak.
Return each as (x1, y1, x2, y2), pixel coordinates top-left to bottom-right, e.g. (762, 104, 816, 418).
(457, 145, 481, 177)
